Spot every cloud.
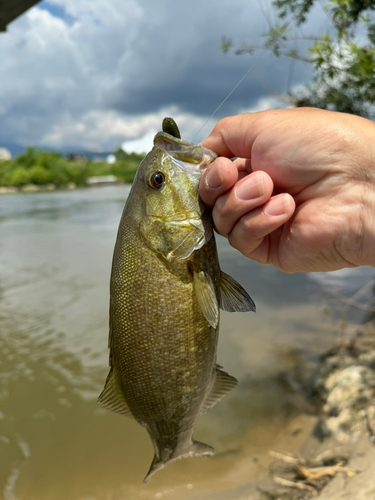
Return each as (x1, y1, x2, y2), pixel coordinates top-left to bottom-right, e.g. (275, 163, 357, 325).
(0, 0, 319, 152)
(41, 106, 207, 151)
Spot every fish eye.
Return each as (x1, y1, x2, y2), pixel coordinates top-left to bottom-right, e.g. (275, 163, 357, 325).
(149, 171, 165, 190)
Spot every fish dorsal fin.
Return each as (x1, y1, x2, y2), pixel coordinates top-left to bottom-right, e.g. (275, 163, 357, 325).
(201, 365, 238, 413)
(97, 367, 133, 418)
(219, 271, 256, 313)
(193, 270, 219, 328)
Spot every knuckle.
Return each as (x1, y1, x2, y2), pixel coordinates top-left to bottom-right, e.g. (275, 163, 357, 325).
(215, 116, 232, 131)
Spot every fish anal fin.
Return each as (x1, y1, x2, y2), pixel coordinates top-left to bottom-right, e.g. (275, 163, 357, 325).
(97, 367, 133, 418)
(201, 365, 238, 413)
(193, 270, 219, 328)
(219, 271, 256, 313)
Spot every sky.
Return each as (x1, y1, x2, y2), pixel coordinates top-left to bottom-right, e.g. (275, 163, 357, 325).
(0, 0, 330, 153)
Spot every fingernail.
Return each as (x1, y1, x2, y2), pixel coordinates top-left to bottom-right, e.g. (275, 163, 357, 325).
(235, 174, 265, 201)
(264, 194, 290, 217)
(206, 162, 223, 189)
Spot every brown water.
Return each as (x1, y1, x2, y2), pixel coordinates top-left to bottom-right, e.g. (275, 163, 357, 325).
(0, 186, 373, 500)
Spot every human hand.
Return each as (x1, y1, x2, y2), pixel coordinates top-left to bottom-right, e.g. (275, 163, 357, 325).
(199, 108, 375, 273)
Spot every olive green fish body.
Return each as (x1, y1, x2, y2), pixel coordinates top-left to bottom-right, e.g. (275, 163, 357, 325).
(98, 118, 255, 482)
(111, 220, 219, 444)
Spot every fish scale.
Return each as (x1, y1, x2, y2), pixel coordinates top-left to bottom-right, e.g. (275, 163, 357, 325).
(98, 118, 255, 482)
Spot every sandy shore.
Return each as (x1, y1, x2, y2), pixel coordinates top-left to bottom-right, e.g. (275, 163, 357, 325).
(254, 319, 375, 500)
(315, 435, 375, 500)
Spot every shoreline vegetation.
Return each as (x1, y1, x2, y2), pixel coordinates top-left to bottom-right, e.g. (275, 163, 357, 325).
(0, 147, 143, 193)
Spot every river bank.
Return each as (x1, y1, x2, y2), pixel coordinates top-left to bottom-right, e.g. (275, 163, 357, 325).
(255, 319, 375, 500)
(0, 182, 77, 194)
(0, 179, 129, 194)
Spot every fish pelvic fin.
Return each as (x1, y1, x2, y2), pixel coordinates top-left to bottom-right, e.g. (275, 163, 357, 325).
(219, 271, 256, 313)
(97, 367, 133, 418)
(143, 440, 214, 483)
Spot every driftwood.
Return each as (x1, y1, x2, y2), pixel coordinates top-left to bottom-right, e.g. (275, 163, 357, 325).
(273, 476, 317, 494)
(259, 449, 354, 500)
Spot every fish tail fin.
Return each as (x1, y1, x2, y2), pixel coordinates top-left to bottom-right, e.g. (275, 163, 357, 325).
(190, 439, 215, 457)
(143, 440, 214, 483)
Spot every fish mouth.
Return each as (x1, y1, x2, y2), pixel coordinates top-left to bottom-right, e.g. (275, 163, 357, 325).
(154, 132, 217, 170)
(154, 131, 198, 150)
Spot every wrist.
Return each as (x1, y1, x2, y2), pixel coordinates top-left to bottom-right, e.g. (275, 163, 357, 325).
(340, 115, 375, 268)
(360, 183, 375, 267)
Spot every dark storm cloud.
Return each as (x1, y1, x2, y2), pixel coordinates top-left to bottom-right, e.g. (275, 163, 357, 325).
(111, 53, 309, 117)
(103, 0, 312, 118)
(0, 0, 321, 150)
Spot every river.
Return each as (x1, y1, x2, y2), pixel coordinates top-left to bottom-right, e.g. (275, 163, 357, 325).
(0, 186, 373, 500)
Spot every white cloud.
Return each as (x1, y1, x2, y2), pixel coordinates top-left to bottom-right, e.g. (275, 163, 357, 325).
(40, 106, 207, 151)
(121, 133, 154, 155)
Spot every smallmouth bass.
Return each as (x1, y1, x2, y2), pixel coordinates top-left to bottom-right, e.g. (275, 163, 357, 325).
(98, 118, 255, 482)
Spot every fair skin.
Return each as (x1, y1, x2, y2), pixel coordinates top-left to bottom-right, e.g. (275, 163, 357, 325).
(199, 108, 375, 273)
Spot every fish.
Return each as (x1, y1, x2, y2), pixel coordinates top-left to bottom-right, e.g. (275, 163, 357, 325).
(97, 117, 255, 482)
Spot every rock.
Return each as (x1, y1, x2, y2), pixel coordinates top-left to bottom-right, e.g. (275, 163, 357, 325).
(316, 321, 375, 442)
(22, 184, 40, 192)
(0, 186, 19, 194)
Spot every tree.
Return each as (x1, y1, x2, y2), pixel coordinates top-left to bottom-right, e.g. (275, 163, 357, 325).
(10, 167, 30, 186)
(222, 0, 375, 118)
(29, 166, 51, 185)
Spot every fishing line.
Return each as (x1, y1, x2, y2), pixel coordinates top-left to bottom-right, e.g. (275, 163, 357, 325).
(192, 49, 266, 141)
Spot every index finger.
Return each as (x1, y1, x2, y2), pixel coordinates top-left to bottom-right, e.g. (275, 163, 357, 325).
(199, 156, 239, 207)
(201, 112, 272, 158)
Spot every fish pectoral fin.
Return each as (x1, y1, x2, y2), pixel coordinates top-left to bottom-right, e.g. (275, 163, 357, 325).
(219, 271, 256, 313)
(193, 270, 219, 328)
(200, 365, 238, 413)
(97, 367, 133, 418)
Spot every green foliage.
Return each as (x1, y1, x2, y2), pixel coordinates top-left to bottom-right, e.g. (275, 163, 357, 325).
(273, 0, 315, 24)
(114, 147, 128, 161)
(223, 0, 375, 119)
(220, 36, 233, 54)
(29, 166, 51, 185)
(273, 0, 375, 27)
(112, 160, 139, 183)
(0, 147, 145, 187)
(264, 22, 290, 56)
(10, 167, 30, 186)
